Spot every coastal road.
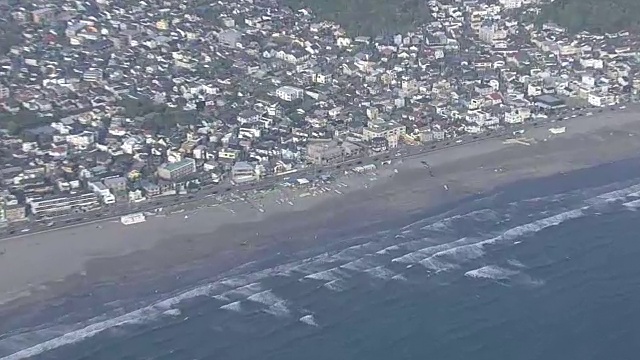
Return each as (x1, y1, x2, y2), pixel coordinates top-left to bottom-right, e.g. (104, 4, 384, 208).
(0, 102, 635, 240)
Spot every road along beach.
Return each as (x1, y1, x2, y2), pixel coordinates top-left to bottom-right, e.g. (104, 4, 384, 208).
(1, 108, 640, 314)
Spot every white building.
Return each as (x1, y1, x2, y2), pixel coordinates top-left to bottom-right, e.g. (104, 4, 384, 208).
(276, 86, 304, 102)
(66, 131, 95, 149)
(362, 120, 407, 148)
(499, 0, 522, 9)
(28, 192, 99, 216)
(83, 69, 103, 82)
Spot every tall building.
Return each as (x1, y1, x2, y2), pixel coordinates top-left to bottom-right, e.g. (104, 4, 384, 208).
(362, 120, 407, 149)
(157, 158, 196, 181)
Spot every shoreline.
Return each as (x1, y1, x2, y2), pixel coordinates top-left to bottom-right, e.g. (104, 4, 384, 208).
(2, 108, 640, 312)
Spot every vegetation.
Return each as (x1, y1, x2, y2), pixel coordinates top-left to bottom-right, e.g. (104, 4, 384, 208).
(280, 0, 432, 36)
(117, 98, 200, 133)
(538, 0, 640, 34)
(0, 20, 23, 55)
(0, 111, 48, 135)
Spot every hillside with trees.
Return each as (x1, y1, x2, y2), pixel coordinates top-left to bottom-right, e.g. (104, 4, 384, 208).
(280, 0, 432, 36)
(539, 0, 640, 34)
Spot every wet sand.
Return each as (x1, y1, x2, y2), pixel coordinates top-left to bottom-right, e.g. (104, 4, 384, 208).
(2, 109, 640, 311)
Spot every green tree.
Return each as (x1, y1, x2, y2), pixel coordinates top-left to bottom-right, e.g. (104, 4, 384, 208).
(539, 0, 640, 34)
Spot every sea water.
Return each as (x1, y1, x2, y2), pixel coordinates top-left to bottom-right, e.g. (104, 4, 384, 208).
(3, 159, 640, 360)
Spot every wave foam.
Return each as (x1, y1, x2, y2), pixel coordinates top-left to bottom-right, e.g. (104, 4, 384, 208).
(412, 208, 585, 271)
(247, 290, 290, 317)
(392, 237, 472, 264)
(323, 279, 348, 292)
(623, 199, 640, 210)
(465, 265, 519, 280)
(162, 309, 181, 317)
(219, 301, 242, 312)
(585, 183, 640, 204)
(299, 315, 318, 327)
(364, 266, 399, 280)
(220, 282, 263, 299)
(420, 209, 498, 232)
(304, 267, 348, 282)
(506, 259, 526, 268)
(340, 258, 378, 272)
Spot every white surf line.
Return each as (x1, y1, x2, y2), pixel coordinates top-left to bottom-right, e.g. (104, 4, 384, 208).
(419, 209, 499, 232)
(391, 237, 473, 265)
(0, 280, 229, 360)
(247, 290, 290, 317)
(622, 199, 640, 209)
(303, 267, 350, 282)
(219, 301, 242, 312)
(464, 265, 520, 280)
(394, 182, 640, 270)
(584, 183, 640, 204)
(417, 208, 586, 271)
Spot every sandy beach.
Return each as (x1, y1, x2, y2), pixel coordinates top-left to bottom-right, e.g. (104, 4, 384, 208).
(2, 108, 640, 312)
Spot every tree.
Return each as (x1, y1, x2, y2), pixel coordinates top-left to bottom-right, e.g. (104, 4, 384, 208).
(280, 0, 432, 36)
(538, 0, 640, 34)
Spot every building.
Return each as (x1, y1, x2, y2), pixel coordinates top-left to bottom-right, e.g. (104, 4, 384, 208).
(307, 141, 344, 165)
(276, 86, 304, 102)
(231, 161, 256, 183)
(89, 181, 116, 204)
(306, 141, 363, 164)
(103, 176, 128, 193)
(534, 95, 566, 110)
(218, 30, 241, 48)
(0, 84, 9, 99)
(83, 69, 103, 82)
(141, 180, 160, 197)
(362, 120, 407, 148)
(32, 8, 55, 24)
(28, 192, 99, 217)
(498, 0, 522, 9)
(157, 158, 196, 181)
(479, 21, 507, 45)
(370, 137, 389, 152)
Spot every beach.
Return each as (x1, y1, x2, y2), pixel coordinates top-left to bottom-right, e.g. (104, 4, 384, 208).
(2, 108, 640, 314)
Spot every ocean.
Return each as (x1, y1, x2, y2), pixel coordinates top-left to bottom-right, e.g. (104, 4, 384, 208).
(3, 159, 640, 360)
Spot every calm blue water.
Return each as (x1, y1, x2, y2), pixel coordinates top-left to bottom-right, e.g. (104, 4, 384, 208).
(4, 159, 640, 360)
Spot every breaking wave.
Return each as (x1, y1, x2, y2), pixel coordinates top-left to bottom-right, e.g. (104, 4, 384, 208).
(465, 265, 519, 280)
(299, 314, 318, 327)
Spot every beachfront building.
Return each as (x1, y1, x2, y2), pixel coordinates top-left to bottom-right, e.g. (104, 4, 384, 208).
(362, 120, 407, 148)
(88, 181, 116, 204)
(307, 141, 344, 165)
(306, 140, 363, 165)
(534, 95, 567, 110)
(231, 161, 257, 183)
(157, 158, 197, 181)
(28, 192, 99, 217)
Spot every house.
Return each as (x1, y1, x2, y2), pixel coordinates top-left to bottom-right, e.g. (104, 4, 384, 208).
(276, 86, 304, 102)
